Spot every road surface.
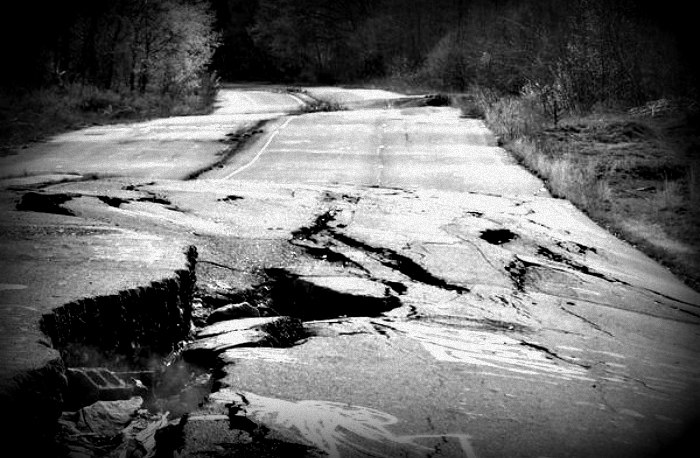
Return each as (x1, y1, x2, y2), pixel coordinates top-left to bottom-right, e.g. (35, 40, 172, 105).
(1, 86, 699, 457)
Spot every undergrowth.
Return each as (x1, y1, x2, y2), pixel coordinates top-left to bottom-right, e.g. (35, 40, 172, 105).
(0, 81, 218, 152)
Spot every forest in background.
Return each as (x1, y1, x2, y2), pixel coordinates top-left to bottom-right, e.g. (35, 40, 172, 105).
(211, 0, 697, 111)
(3, 0, 698, 106)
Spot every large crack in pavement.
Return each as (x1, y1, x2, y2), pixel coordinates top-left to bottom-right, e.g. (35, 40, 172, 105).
(290, 201, 470, 296)
(184, 121, 268, 181)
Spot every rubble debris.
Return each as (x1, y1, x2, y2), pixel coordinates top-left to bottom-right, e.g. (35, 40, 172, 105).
(57, 398, 172, 458)
(65, 367, 148, 409)
(74, 397, 143, 436)
(116, 410, 170, 457)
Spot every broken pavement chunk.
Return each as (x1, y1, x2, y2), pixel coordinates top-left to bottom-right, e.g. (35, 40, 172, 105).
(184, 316, 306, 364)
(207, 301, 260, 323)
(65, 367, 139, 408)
(74, 396, 143, 436)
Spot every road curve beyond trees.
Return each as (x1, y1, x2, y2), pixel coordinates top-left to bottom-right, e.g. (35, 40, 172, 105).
(1, 86, 699, 458)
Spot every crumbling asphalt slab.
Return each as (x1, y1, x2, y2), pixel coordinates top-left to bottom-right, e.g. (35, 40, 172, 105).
(0, 185, 196, 455)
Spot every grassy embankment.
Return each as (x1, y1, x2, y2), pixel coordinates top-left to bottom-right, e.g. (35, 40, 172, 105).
(0, 83, 218, 156)
(456, 90, 700, 292)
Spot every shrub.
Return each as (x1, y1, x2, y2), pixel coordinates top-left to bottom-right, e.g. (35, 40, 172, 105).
(507, 137, 612, 214)
(481, 95, 546, 142)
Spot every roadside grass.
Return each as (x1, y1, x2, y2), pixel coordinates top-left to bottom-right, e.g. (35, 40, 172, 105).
(457, 92, 700, 291)
(0, 83, 217, 154)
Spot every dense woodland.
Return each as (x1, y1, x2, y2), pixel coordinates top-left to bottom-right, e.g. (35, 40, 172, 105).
(1, 0, 697, 109)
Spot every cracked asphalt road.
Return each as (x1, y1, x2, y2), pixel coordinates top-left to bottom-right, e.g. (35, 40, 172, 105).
(2, 86, 700, 457)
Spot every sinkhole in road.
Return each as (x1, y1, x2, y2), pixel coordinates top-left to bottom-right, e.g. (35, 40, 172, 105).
(39, 235, 405, 450)
(38, 246, 216, 455)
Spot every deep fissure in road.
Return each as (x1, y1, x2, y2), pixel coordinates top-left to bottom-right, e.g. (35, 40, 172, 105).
(291, 206, 470, 295)
(184, 121, 268, 180)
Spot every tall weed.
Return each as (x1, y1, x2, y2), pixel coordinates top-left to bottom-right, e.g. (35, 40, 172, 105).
(481, 94, 546, 142)
(507, 137, 611, 214)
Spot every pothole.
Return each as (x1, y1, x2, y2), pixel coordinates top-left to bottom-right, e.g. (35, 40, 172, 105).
(480, 228, 518, 245)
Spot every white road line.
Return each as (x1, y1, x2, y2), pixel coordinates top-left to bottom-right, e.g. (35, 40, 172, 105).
(240, 91, 257, 109)
(224, 117, 293, 179)
(286, 93, 306, 107)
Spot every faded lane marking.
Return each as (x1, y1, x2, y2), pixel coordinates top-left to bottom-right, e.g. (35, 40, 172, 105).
(225, 117, 294, 179)
(286, 92, 307, 107)
(212, 390, 478, 458)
